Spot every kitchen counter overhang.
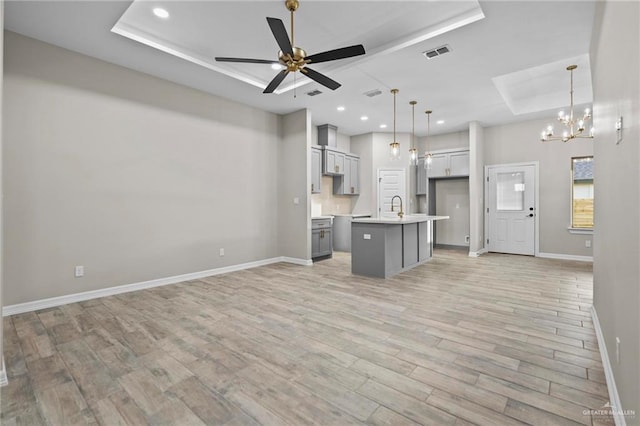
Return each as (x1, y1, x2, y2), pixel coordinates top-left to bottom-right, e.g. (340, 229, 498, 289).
(351, 215, 449, 278)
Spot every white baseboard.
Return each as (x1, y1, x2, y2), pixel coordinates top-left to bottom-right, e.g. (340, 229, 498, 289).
(537, 252, 593, 262)
(3, 256, 311, 316)
(468, 248, 488, 257)
(281, 257, 313, 266)
(0, 356, 7, 387)
(591, 306, 626, 426)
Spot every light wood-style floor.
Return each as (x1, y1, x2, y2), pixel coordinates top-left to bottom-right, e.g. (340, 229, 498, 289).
(2, 249, 612, 425)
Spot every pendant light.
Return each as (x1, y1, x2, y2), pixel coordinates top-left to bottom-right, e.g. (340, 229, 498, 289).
(409, 101, 418, 165)
(424, 110, 433, 166)
(389, 89, 400, 161)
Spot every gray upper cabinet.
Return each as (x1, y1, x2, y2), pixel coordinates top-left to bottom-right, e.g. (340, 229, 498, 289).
(323, 148, 345, 176)
(333, 154, 360, 195)
(416, 157, 427, 195)
(427, 149, 470, 178)
(311, 147, 322, 194)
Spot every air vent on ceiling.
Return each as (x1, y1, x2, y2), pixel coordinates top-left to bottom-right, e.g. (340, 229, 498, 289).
(306, 89, 323, 96)
(423, 44, 452, 60)
(364, 89, 382, 98)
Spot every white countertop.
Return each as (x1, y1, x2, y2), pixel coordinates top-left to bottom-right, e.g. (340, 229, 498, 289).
(311, 215, 334, 220)
(332, 213, 372, 218)
(352, 214, 449, 225)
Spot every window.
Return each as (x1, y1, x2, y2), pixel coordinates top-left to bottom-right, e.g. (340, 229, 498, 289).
(571, 156, 594, 229)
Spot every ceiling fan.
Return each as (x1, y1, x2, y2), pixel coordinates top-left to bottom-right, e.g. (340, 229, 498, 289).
(215, 0, 366, 94)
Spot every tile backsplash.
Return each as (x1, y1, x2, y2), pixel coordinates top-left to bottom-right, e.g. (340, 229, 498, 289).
(311, 176, 352, 215)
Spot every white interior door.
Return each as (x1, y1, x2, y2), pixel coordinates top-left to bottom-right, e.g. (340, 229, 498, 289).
(377, 169, 406, 218)
(487, 164, 536, 255)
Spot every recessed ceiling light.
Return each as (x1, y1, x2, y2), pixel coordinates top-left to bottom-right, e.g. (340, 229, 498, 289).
(337, 106, 345, 111)
(271, 63, 283, 70)
(379, 124, 387, 129)
(361, 116, 368, 121)
(436, 120, 445, 125)
(153, 7, 169, 19)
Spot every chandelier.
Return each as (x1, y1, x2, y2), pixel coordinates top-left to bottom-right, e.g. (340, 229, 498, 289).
(409, 101, 418, 165)
(541, 65, 594, 142)
(389, 89, 400, 160)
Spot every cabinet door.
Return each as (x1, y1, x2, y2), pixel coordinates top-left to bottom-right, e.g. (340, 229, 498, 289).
(318, 228, 332, 256)
(311, 148, 322, 193)
(449, 151, 470, 176)
(312, 229, 322, 258)
(348, 156, 359, 195)
(416, 157, 427, 195)
(428, 154, 448, 178)
(335, 152, 346, 175)
(323, 149, 345, 175)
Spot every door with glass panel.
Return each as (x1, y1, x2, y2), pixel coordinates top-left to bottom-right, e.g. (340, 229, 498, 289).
(487, 164, 536, 255)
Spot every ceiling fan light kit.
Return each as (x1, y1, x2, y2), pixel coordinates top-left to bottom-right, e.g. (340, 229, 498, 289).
(215, 0, 366, 94)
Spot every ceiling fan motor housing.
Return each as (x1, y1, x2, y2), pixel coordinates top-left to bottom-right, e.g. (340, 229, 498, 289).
(279, 47, 307, 72)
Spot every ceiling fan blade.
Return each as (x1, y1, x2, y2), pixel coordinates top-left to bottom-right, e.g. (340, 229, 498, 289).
(301, 67, 341, 91)
(267, 17, 293, 56)
(215, 57, 281, 65)
(304, 45, 366, 64)
(264, 69, 289, 94)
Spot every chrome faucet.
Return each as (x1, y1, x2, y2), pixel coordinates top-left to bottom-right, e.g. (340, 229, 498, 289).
(390, 195, 404, 218)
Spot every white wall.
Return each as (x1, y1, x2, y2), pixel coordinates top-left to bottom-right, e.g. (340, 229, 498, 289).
(3, 32, 283, 305)
(483, 117, 594, 257)
(590, 0, 640, 415)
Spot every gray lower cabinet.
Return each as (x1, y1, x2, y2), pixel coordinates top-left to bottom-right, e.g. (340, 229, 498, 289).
(312, 218, 333, 259)
(311, 147, 322, 194)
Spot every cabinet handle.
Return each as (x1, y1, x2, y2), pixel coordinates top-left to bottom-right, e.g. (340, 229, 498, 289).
(311, 183, 314, 192)
(335, 165, 339, 172)
(351, 186, 354, 194)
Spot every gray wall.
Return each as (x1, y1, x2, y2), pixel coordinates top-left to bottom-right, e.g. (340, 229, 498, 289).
(417, 130, 469, 153)
(3, 32, 283, 305)
(483, 118, 594, 257)
(435, 179, 470, 246)
(469, 122, 485, 253)
(0, 1, 5, 372)
(591, 0, 640, 414)
(350, 133, 373, 215)
(279, 109, 311, 259)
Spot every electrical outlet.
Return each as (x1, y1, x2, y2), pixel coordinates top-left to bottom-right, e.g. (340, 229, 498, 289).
(74, 266, 84, 278)
(219, 248, 225, 257)
(586, 240, 591, 248)
(616, 337, 621, 364)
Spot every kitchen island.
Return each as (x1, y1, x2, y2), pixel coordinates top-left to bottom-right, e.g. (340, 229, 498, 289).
(351, 214, 449, 278)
